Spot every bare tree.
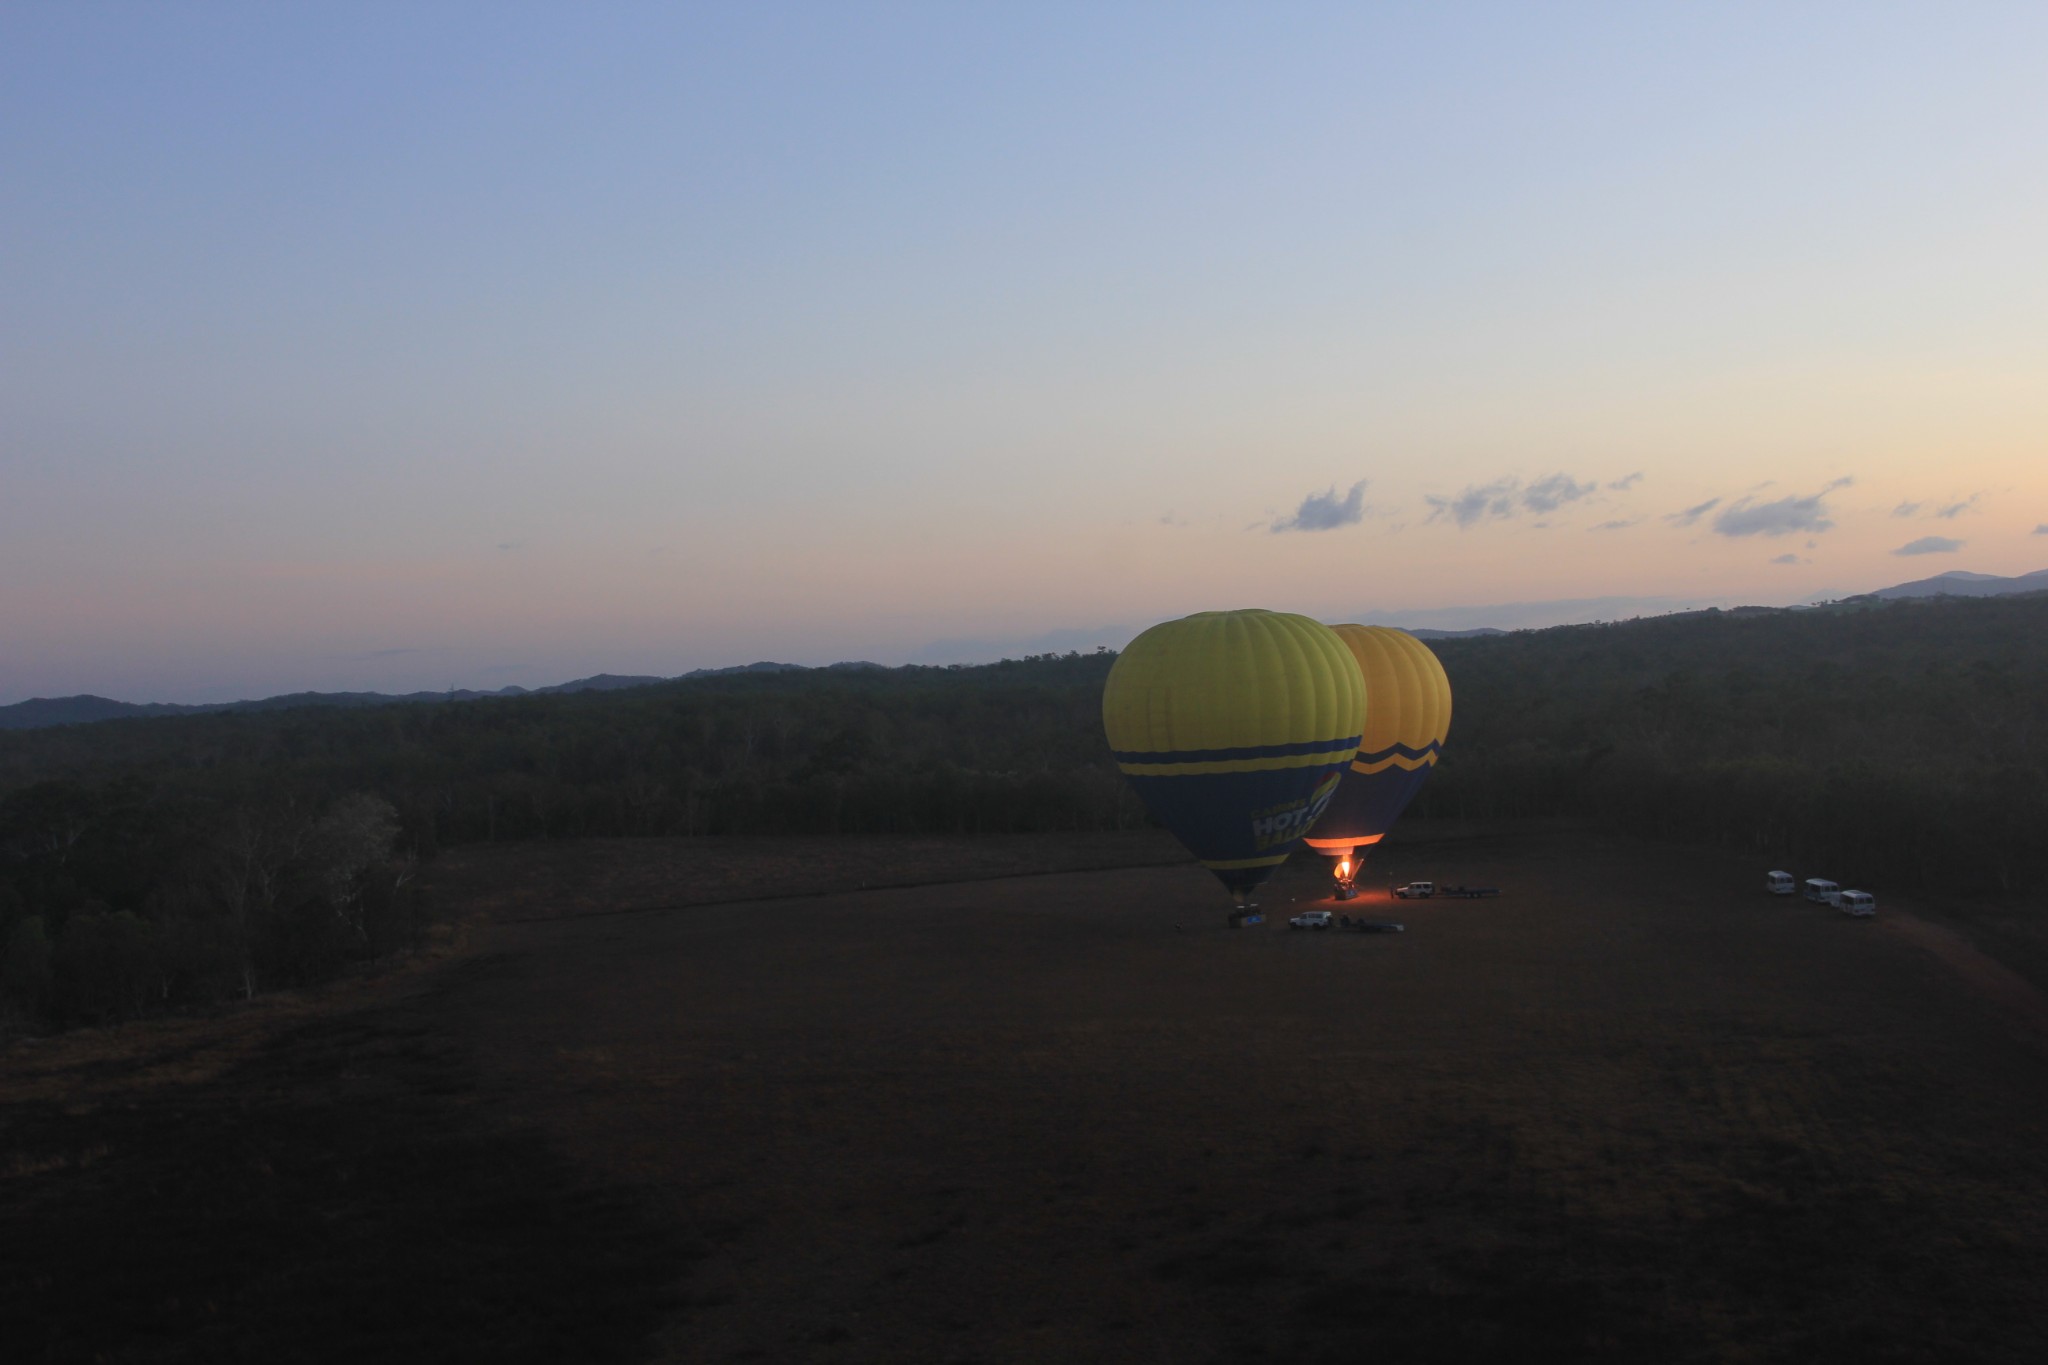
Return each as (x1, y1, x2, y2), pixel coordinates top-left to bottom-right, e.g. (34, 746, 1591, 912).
(210, 805, 307, 999)
(308, 794, 402, 945)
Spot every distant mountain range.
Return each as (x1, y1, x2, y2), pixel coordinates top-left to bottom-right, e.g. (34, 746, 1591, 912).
(1866, 568, 2048, 601)
(0, 661, 886, 732)
(10, 568, 2043, 732)
(1382, 569, 2048, 634)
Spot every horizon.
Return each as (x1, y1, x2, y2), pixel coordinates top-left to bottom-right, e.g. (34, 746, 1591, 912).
(9, 564, 2045, 709)
(6, 5, 2045, 705)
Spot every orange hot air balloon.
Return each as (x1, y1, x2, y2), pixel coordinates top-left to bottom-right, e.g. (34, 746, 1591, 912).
(1304, 625, 1452, 870)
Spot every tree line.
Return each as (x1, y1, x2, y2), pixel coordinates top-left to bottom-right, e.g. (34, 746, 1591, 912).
(5, 598, 2046, 1033)
(1413, 595, 2048, 893)
(0, 652, 1135, 1032)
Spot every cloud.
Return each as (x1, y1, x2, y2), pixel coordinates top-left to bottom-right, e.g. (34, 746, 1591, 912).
(1893, 535, 1964, 556)
(1589, 518, 1640, 531)
(2035, 524, 2048, 536)
(1425, 477, 1520, 528)
(1521, 473, 1598, 514)
(1769, 553, 1802, 565)
(1607, 472, 1643, 491)
(1711, 479, 1851, 538)
(1271, 479, 1369, 533)
(1664, 497, 1720, 528)
(495, 540, 523, 551)
(1424, 473, 1598, 528)
(1894, 493, 1983, 520)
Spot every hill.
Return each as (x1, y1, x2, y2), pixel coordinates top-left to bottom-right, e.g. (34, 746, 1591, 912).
(0, 663, 877, 731)
(1417, 593, 2048, 891)
(1870, 567, 2048, 600)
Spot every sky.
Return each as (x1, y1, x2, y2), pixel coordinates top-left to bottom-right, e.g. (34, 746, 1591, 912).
(4, 3, 2046, 703)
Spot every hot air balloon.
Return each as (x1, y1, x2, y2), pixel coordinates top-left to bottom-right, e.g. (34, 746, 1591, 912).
(1304, 625, 1452, 893)
(1103, 610, 1364, 921)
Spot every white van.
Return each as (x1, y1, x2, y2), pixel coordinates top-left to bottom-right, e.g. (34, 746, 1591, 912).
(1839, 890, 1876, 917)
(1766, 871, 1795, 896)
(1803, 878, 1841, 907)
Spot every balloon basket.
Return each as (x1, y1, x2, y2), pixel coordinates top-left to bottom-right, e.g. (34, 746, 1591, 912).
(1327, 853, 1360, 901)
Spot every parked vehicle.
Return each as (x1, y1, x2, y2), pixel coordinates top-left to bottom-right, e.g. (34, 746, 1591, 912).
(1348, 918, 1405, 933)
(1766, 871, 1796, 896)
(1290, 910, 1333, 930)
(1839, 890, 1876, 917)
(1803, 878, 1842, 907)
(1439, 885, 1500, 899)
(1393, 882, 1436, 899)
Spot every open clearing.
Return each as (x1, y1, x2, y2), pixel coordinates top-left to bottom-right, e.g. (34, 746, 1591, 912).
(6, 825, 2048, 1363)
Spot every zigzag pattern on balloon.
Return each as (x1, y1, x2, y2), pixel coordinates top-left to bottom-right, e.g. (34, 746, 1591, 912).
(1350, 739, 1443, 775)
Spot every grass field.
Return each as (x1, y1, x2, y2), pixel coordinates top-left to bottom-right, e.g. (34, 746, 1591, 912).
(6, 824, 2047, 1363)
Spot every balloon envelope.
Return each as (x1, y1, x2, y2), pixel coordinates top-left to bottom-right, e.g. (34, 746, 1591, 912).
(1103, 610, 1364, 894)
(1303, 625, 1452, 861)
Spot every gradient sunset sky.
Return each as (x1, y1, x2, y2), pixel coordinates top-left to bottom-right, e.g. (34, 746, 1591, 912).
(5, 4, 2045, 703)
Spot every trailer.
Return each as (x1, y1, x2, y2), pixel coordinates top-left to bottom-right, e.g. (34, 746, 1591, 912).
(1438, 885, 1500, 899)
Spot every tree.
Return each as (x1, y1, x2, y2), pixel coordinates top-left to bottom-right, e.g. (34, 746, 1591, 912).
(308, 793, 404, 947)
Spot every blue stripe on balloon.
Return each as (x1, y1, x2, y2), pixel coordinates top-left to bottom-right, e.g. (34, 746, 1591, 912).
(1110, 734, 1361, 765)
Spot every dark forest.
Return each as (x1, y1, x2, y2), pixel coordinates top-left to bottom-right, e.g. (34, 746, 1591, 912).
(4, 594, 2045, 1032)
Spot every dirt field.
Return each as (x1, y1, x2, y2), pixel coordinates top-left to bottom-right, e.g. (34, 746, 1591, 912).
(7, 825, 2048, 1363)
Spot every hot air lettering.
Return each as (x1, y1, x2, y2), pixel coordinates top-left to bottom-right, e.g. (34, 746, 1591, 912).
(1248, 772, 1341, 850)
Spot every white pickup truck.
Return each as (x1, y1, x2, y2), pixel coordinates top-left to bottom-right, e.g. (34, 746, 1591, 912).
(1393, 882, 1435, 900)
(1289, 910, 1332, 930)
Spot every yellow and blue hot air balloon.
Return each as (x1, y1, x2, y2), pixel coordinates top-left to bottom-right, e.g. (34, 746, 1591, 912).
(1304, 625, 1452, 877)
(1103, 610, 1364, 909)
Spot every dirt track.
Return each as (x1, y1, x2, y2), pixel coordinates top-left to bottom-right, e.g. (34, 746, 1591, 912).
(1877, 911, 2048, 1050)
(8, 826, 2048, 1363)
